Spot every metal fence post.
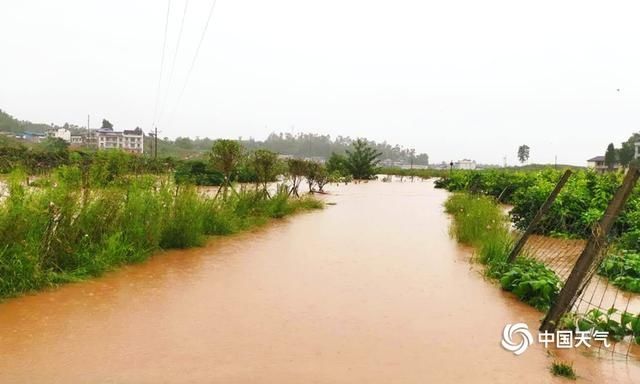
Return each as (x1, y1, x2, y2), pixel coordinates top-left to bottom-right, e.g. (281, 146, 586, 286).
(506, 169, 572, 263)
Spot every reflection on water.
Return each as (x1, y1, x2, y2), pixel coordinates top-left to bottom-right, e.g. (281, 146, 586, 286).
(0, 180, 638, 383)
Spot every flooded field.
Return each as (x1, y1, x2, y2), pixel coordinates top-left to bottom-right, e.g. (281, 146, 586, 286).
(0, 180, 639, 383)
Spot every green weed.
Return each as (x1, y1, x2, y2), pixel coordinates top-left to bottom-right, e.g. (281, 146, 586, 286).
(550, 361, 577, 380)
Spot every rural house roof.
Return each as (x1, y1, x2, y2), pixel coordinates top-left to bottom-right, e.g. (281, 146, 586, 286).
(587, 156, 605, 162)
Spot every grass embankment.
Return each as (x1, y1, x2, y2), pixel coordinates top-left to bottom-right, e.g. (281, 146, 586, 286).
(444, 193, 561, 311)
(0, 169, 323, 299)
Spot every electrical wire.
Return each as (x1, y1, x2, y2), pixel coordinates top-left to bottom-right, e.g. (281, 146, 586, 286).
(151, 0, 172, 130)
(157, 0, 191, 123)
(165, 0, 219, 126)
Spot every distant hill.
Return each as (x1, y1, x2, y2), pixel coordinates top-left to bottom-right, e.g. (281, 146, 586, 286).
(0, 109, 51, 134)
(143, 133, 430, 164)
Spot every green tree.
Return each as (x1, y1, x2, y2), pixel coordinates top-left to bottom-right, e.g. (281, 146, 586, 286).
(517, 145, 530, 164)
(326, 152, 347, 176)
(618, 141, 635, 169)
(605, 143, 617, 171)
(305, 161, 329, 192)
(250, 149, 279, 197)
(209, 139, 243, 198)
(286, 158, 307, 197)
(345, 139, 382, 179)
(101, 119, 113, 129)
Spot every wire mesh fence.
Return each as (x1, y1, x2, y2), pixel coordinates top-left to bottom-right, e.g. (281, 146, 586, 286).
(522, 235, 640, 359)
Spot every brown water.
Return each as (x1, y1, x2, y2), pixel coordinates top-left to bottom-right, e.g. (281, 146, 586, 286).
(1, 181, 639, 383)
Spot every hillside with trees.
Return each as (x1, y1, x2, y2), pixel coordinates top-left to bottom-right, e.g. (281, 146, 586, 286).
(153, 132, 429, 164)
(0, 109, 52, 134)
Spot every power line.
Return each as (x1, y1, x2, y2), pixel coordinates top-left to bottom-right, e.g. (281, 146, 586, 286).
(157, 0, 191, 123)
(151, 0, 172, 130)
(165, 0, 219, 126)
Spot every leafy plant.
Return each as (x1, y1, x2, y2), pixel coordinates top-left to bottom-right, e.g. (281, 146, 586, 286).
(598, 251, 640, 293)
(444, 192, 561, 311)
(550, 361, 576, 380)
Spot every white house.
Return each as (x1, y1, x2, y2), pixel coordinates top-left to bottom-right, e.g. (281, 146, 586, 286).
(96, 127, 144, 154)
(455, 159, 477, 170)
(48, 127, 71, 142)
(587, 155, 628, 172)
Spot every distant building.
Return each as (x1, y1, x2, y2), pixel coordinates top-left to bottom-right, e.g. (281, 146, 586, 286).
(96, 127, 144, 154)
(454, 159, 477, 170)
(20, 131, 47, 143)
(400, 164, 429, 170)
(587, 156, 620, 172)
(70, 135, 84, 145)
(48, 127, 71, 142)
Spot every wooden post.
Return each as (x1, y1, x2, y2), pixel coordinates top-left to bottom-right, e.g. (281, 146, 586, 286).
(506, 169, 572, 263)
(540, 167, 640, 332)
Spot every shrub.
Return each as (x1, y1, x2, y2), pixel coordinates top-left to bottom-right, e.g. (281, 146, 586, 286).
(0, 169, 323, 299)
(550, 361, 576, 380)
(598, 251, 640, 293)
(444, 192, 561, 311)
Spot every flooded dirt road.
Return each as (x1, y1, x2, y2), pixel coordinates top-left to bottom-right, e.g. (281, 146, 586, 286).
(1, 181, 639, 383)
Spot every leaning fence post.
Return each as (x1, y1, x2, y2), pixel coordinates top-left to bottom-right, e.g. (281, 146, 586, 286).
(506, 169, 572, 263)
(539, 167, 640, 332)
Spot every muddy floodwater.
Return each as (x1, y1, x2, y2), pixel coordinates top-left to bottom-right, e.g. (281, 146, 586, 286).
(1, 180, 639, 383)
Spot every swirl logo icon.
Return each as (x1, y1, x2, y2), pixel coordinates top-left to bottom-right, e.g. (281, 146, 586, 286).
(501, 323, 533, 355)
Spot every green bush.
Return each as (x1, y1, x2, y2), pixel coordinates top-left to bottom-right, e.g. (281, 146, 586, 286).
(444, 192, 561, 311)
(598, 251, 640, 293)
(0, 168, 323, 299)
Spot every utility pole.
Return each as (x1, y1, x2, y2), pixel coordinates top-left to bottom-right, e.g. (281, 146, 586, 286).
(154, 126, 158, 160)
(410, 149, 415, 182)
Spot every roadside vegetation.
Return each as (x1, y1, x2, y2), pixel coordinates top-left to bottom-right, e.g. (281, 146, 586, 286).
(0, 140, 334, 299)
(0, 135, 392, 299)
(437, 168, 640, 294)
(444, 193, 561, 311)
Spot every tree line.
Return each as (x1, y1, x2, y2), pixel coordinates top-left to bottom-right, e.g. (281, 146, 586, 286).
(1, 134, 384, 188)
(180, 138, 383, 195)
(604, 132, 640, 171)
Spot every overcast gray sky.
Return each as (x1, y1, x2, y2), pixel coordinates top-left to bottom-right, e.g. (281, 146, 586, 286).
(2, 0, 640, 165)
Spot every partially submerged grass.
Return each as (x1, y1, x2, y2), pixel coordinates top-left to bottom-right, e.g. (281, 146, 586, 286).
(0, 169, 323, 299)
(550, 361, 577, 380)
(444, 193, 561, 311)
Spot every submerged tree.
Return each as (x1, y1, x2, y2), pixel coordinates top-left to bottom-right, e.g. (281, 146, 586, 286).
(251, 149, 279, 198)
(286, 158, 307, 197)
(344, 139, 381, 179)
(517, 145, 530, 164)
(326, 152, 348, 177)
(307, 162, 329, 192)
(210, 139, 243, 199)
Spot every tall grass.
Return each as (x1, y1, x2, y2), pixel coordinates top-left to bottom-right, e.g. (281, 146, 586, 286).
(0, 168, 323, 299)
(444, 192, 561, 311)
